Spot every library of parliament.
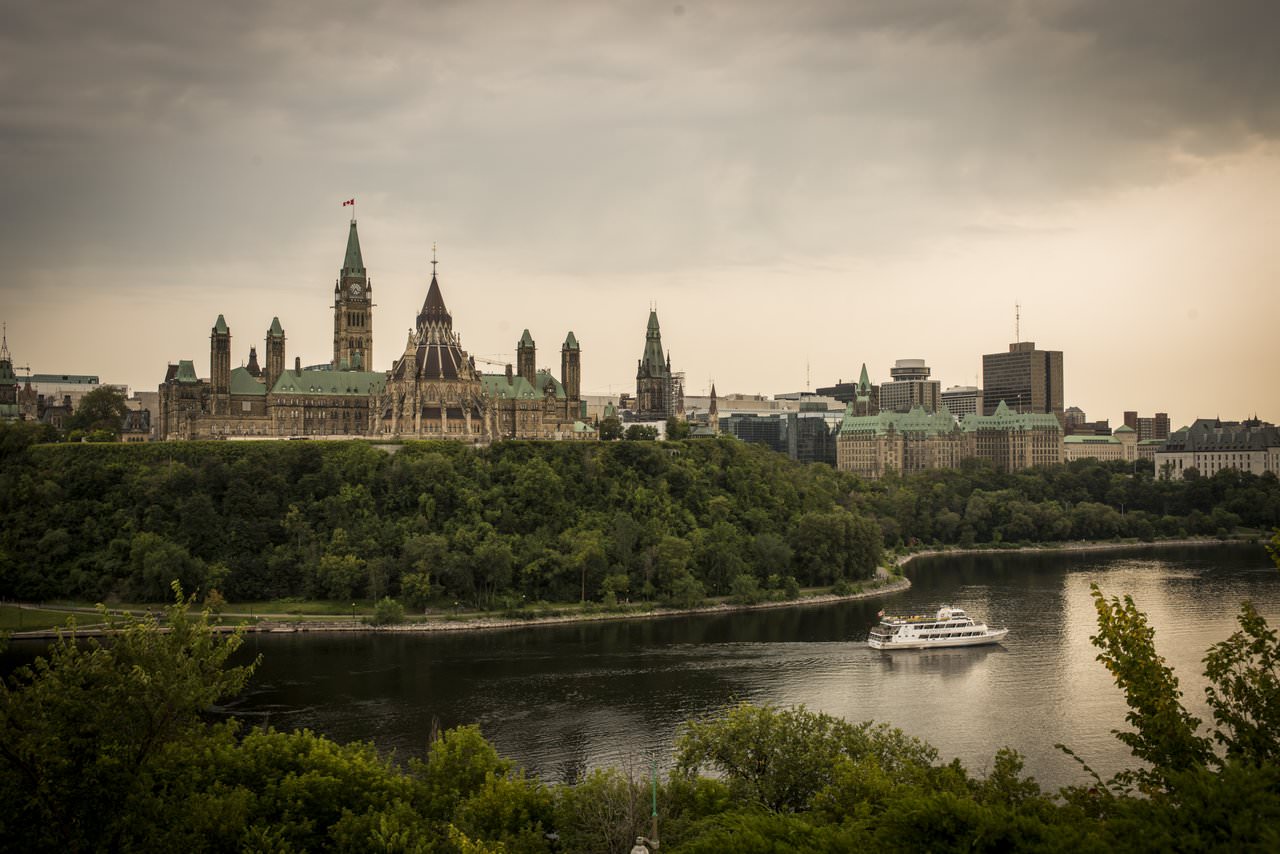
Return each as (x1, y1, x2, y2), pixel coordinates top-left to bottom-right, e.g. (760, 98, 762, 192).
(157, 221, 591, 441)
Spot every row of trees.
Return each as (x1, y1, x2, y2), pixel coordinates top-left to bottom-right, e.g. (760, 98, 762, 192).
(1, 421, 1276, 606)
(2, 575, 1277, 851)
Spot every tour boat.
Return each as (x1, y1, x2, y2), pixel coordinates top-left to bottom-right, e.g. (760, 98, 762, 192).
(867, 606, 1008, 650)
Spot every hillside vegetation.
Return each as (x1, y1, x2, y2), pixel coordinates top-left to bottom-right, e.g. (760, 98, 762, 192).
(1, 422, 1276, 606)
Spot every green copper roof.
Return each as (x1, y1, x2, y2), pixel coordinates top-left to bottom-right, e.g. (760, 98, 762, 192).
(573, 420, 595, 433)
(839, 405, 959, 436)
(536, 370, 566, 399)
(270, 369, 385, 396)
(479, 370, 567, 400)
(213, 314, 229, 335)
(175, 360, 199, 383)
(961, 400, 1061, 432)
(343, 220, 365, 275)
(1064, 434, 1119, 444)
(858, 363, 870, 389)
(563, 331, 579, 350)
(519, 329, 535, 347)
(1113, 424, 1135, 433)
(230, 367, 267, 396)
(268, 317, 284, 338)
(480, 373, 539, 400)
(639, 310, 667, 376)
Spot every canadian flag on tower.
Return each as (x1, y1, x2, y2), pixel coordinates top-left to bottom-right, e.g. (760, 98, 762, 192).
(342, 198, 355, 207)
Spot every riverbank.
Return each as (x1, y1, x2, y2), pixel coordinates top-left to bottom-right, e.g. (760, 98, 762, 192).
(4, 574, 913, 640)
(891, 535, 1255, 572)
(5, 536, 1261, 641)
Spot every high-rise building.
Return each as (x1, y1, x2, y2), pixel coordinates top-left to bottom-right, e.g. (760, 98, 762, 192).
(879, 359, 941, 413)
(981, 341, 1063, 425)
(941, 385, 980, 420)
(1124, 410, 1170, 442)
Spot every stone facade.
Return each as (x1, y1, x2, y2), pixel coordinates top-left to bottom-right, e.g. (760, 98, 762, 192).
(836, 407, 968, 478)
(982, 341, 1064, 426)
(836, 400, 1063, 479)
(634, 310, 681, 420)
(1062, 425, 1137, 463)
(157, 221, 589, 443)
(1155, 418, 1280, 479)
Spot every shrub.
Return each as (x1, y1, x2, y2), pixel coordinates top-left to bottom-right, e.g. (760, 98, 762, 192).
(368, 596, 405, 626)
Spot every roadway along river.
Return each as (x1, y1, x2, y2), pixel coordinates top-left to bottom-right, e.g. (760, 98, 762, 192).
(212, 543, 1278, 791)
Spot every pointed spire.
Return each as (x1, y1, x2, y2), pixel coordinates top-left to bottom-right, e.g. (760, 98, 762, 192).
(519, 329, 535, 347)
(417, 250, 452, 331)
(213, 314, 229, 335)
(709, 383, 718, 414)
(268, 317, 284, 338)
(563, 331, 579, 350)
(858, 362, 870, 389)
(343, 220, 365, 275)
(639, 309, 666, 377)
(0, 324, 9, 362)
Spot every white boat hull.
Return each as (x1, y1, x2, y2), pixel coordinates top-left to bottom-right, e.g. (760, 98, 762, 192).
(869, 627, 1008, 651)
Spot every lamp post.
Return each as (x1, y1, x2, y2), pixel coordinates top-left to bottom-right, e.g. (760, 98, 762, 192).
(352, 602, 356, 626)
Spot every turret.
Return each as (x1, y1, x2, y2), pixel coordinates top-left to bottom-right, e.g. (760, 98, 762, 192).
(561, 331, 581, 401)
(210, 314, 231, 414)
(517, 329, 536, 385)
(265, 317, 286, 390)
(333, 219, 373, 371)
(708, 383, 719, 434)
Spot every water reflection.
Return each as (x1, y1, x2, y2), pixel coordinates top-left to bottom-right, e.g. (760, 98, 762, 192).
(4, 544, 1275, 791)
(876, 645, 1003, 678)
(207, 545, 1280, 786)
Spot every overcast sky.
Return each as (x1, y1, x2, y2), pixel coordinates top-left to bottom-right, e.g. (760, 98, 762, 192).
(2, 0, 1277, 427)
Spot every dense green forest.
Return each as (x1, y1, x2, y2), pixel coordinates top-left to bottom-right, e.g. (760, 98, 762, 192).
(1, 584, 1277, 852)
(1, 421, 1277, 605)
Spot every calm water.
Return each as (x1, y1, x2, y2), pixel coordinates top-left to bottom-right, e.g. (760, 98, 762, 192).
(8, 544, 1278, 790)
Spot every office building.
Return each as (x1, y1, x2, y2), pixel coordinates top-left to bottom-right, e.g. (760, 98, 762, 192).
(1124, 411, 1171, 442)
(878, 359, 941, 414)
(941, 385, 980, 420)
(982, 341, 1064, 425)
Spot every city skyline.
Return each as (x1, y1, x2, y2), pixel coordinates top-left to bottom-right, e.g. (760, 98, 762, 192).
(2, 1, 1278, 429)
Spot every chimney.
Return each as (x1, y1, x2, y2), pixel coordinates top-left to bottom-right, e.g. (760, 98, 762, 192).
(294, 356, 302, 377)
(505, 363, 513, 382)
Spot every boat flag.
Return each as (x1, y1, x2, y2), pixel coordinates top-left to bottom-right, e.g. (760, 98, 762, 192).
(342, 198, 355, 207)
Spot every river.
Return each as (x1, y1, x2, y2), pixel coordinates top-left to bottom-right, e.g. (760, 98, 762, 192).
(4, 543, 1276, 791)
(211, 543, 1278, 791)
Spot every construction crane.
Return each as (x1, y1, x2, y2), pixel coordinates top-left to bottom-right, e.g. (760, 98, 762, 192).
(472, 353, 512, 369)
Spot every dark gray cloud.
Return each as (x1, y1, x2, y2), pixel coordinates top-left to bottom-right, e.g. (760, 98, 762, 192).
(2, 0, 1278, 277)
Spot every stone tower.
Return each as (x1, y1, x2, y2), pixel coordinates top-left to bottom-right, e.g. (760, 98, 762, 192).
(561, 331, 581, 403)
(0, 327, 17, 406)
(210, 314, 231, 415)
(333, 219, 373, 371)
(709, 382, 719, 434)
(265, 317, 286, 390)
(517, 329, 536, 385)
(635, 309, 670, 420)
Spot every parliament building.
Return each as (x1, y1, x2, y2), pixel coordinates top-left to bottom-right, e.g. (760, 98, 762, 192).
(157, 220, 590, 442)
